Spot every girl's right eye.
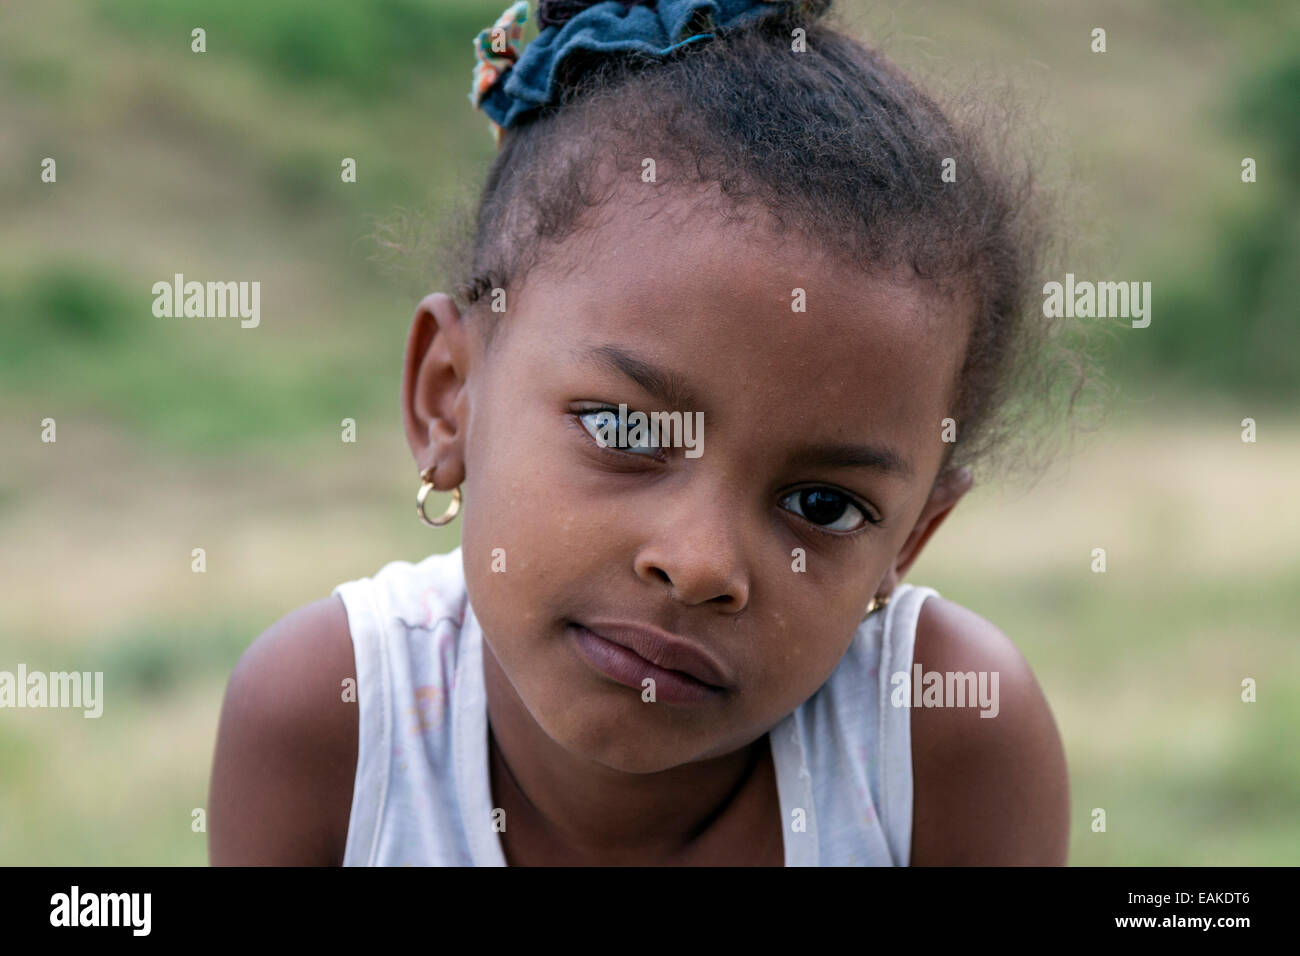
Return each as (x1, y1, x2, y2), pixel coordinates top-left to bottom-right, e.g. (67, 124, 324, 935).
(576, 408, 662, 456)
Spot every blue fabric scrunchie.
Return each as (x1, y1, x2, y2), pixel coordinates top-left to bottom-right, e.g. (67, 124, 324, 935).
(472, 0, 795, 140)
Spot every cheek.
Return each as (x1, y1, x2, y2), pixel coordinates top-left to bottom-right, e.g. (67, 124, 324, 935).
(472, 439, 600, 556)
(460, 394, 610, 625)
(743, 598, 861, 704)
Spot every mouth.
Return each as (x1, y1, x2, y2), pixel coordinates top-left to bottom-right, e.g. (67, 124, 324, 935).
(566, 621, 730, 704)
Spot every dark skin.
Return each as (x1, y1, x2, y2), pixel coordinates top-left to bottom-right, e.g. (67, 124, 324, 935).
(208, 188, 1070, 866)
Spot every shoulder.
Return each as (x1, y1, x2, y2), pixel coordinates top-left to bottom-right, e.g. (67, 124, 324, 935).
(907, 594, 1070, 865)
(208, 594, 358, 866)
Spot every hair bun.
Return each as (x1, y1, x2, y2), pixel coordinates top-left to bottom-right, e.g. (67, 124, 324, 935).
(538, 1, 657, 31)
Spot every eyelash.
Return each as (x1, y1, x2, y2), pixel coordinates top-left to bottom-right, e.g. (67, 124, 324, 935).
(571, 406, 883, 537)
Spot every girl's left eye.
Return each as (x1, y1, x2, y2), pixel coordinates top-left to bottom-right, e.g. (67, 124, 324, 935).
(780, 488, 873, 533)
(576, 408, 662, 456)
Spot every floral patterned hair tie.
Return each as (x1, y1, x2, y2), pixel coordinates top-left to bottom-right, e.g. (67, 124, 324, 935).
(468, 0, 813, 148)
(469, 0, 532, 147)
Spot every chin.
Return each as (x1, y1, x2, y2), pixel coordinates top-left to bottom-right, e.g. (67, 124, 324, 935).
(575, 736, 697, 775)
(534, 696, 726, 775)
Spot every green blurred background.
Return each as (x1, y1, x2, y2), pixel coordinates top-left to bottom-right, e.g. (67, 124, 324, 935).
(1, 0, 1297, 864)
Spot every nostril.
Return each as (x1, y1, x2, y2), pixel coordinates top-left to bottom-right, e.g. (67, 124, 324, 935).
(652, 567, 671, 584)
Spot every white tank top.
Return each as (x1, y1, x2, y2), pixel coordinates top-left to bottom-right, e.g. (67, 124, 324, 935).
(334, 546, 936, 866)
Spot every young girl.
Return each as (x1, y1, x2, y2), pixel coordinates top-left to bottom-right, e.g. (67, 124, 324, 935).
(209, 0, 1076, 866)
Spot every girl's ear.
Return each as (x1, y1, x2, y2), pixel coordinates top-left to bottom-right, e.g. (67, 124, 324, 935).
(877, 466, 974, 595)
(401, 293, 474, 489)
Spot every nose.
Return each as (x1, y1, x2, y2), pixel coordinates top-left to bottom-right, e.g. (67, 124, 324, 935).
(632, 485, 752, 612)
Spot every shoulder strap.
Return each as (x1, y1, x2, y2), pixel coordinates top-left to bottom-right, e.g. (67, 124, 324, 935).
(875, 582, 940, 866)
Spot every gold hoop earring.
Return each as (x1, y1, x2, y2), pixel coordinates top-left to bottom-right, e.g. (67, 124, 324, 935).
(863, 593, 891, 619)
(416, 466, 462, 527)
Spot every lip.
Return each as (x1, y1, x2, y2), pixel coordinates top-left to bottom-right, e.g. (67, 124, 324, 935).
(567, 620, 732, 701)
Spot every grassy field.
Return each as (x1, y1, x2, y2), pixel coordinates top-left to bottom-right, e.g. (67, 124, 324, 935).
(1, 0, 1297, 865)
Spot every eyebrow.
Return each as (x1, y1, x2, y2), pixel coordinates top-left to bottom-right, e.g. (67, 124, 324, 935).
(577, 344, 705, 413)
(785, 441, 914, 480)
(574, 343, 913, 479)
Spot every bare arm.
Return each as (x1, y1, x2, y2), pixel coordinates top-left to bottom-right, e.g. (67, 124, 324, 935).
(207, 595, 359, 866)
(909, 597, 1070, 865)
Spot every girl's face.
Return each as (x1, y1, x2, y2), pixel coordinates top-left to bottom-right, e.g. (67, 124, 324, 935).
(411, 192, 971, 774)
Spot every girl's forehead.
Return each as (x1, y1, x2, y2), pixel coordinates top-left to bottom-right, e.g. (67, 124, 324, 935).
(536, 185, 960, 337)
(514, 197, 968, 427)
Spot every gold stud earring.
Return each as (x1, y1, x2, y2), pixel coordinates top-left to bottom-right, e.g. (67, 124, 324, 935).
(416, 465, 462, 527)
(862, 592, 891, 619)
